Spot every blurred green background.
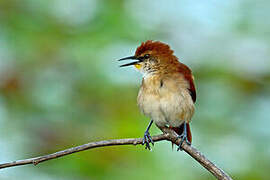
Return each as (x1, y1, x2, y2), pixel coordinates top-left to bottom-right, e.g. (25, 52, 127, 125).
(0, 0, 270, 179)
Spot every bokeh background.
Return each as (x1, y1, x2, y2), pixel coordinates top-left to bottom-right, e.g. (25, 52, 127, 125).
(0, 0, 270, 179)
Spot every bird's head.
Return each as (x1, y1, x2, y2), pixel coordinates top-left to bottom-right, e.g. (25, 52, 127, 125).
(118, 40, 178, 76)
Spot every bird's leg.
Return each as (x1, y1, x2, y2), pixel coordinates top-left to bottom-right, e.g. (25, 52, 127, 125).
(177, 122, 191, 151)
(142, 120, 154, 150)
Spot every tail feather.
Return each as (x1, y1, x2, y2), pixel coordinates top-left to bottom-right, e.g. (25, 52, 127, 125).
(186, 123, 192, 143)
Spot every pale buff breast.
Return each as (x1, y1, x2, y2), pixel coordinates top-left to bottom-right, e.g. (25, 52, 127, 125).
(137, 74, 194, 127)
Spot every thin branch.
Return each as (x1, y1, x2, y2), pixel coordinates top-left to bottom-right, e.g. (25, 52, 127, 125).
(0, 134, 166, 169)
(0, 130, 233, 180)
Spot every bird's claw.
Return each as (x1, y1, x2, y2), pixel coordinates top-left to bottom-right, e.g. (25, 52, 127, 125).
(177, 132, 191, 151)
(142, 131, 154, 150)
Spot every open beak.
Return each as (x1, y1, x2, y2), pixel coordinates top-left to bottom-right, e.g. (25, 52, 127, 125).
(118, 56, 140, 67)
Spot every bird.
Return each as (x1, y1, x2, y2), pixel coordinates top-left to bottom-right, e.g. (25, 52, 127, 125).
(118, 40, 196, 151)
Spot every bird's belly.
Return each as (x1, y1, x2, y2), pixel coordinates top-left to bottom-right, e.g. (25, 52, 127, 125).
(138, 88, 194, 127)
(138, 92, 167, 127)
(160, 90, 194, 127)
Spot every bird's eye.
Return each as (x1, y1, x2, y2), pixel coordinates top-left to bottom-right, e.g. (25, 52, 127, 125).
(144, 54, 150, 59)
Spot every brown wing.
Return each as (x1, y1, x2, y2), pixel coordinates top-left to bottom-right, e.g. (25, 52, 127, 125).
(177, 62, 196, 103)
(186, 75, 196, 103)
(169, 63, 195, 143)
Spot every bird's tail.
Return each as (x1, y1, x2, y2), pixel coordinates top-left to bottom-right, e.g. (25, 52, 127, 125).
(170, 123, 192, 150)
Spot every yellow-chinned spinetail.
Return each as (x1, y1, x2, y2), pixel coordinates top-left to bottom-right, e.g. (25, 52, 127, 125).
(118, 40, 196, 151)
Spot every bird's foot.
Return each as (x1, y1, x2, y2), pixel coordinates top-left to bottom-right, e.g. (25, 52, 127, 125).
(177, 131, 191, 151)
(142, 131, 154, 150)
